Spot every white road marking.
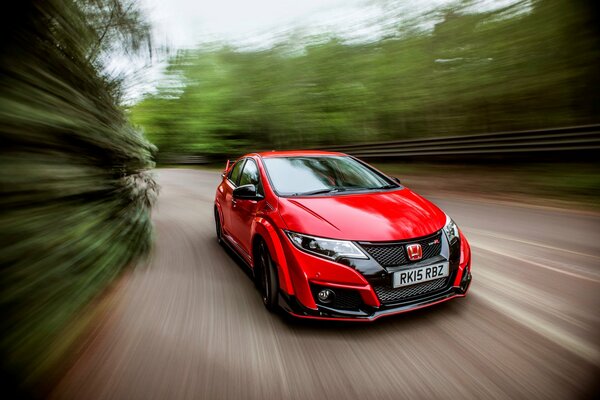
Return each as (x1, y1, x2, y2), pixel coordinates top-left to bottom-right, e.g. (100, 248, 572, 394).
(475, 266, 594, 327)
(471, 290, 600, 366)
(471, 242, 600, 283)
(466, 227, 600, 260)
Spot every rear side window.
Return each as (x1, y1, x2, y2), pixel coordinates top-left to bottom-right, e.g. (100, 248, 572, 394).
(227, 160, 245, 185)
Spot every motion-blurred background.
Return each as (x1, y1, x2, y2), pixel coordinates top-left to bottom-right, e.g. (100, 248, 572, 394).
(0, 0, 598, 398)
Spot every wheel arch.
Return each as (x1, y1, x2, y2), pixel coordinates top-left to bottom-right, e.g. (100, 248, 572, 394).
(252, 218, 294, 295)
(214, 202, 223, 223)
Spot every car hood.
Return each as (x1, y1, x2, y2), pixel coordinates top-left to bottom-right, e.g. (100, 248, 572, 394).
(278, 188, 446, 242)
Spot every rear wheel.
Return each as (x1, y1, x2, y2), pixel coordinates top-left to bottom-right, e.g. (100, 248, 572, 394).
(257, 240, 279, 311)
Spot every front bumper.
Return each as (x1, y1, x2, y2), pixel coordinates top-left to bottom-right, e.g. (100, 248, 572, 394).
(277, 228, 472, 321)
(279, 273, 471, 321)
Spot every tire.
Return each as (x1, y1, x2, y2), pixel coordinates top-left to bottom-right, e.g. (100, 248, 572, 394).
(257, 240, 279, 312)
(214, 208, 223, 244)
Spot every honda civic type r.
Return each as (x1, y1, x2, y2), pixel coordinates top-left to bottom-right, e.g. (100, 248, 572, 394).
(214, 151, 472, 321)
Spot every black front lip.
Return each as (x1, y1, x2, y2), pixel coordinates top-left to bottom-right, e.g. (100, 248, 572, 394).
(278, 280, 470, 321)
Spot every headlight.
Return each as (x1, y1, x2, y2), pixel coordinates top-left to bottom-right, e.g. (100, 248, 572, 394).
(285, 231, 368, 261)
(443, 214, 460, 245)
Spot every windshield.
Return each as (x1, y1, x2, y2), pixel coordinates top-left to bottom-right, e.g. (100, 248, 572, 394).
(263, 156, 399, 196)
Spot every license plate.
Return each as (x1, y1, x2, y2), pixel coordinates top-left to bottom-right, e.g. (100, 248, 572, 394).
(392, 262, 449, 288)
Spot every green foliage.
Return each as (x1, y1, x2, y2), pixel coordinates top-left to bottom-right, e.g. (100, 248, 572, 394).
(131, 0, 600, 160)
(0, 0, 156, 391)
(374, 162, 600, 207)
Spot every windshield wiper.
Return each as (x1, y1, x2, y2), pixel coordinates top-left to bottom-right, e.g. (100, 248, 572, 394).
(290, 184, 397, 196)
(363, 184, 398, 190)
(291, 188, 346, 196)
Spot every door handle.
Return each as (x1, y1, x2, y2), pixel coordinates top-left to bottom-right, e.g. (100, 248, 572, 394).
(232, 198, 237, 207)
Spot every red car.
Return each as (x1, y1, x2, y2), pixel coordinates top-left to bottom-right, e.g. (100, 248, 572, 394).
(214, 151, 471, 321)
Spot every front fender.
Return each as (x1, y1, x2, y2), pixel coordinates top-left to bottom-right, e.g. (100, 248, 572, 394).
(452, 229, 471, 287)
(253, 218, 294, 295)
(214, 199, 223, 223)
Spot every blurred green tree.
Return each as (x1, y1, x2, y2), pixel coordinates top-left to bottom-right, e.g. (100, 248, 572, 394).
(131, 0, 600, 160)
(0, 0, 156, 395)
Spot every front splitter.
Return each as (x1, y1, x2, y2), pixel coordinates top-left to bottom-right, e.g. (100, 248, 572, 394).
(278, 282, 470, 322)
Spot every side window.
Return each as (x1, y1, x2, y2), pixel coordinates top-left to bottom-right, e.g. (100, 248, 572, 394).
(239, 159, 261, 190)
(228, 160, 245, 186)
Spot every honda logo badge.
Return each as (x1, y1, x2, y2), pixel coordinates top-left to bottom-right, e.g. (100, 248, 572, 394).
(406, 243, 423, 261)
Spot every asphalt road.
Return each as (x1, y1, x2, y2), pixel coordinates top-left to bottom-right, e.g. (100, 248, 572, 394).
(54, 169, 600, 400)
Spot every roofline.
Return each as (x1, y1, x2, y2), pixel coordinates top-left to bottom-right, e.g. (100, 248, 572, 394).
(256, 150, 347, 158)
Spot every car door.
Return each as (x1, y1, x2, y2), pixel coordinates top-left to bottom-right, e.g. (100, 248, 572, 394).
(229, 158, 264, 257)
(221, 158, 246, 238)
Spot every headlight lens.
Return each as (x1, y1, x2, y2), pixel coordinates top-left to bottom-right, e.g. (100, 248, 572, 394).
(443, 214, 460, 245)
(285, 231, 368, 261)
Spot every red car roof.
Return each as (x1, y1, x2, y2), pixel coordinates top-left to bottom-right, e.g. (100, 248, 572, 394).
(255, 150, 345, 158)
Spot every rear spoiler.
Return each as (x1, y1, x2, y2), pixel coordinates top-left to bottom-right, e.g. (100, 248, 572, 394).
(222, 159, 235, 177)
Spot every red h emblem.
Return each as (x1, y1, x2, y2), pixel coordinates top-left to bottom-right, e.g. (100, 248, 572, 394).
(406, 244, 423, 261)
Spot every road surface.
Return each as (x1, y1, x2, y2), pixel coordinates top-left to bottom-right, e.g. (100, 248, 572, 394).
(54, 169, 600, 399)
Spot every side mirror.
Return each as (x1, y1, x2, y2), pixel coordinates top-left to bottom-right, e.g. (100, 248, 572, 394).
(391, 176, 401, 184)
(233, 184, 264, 201)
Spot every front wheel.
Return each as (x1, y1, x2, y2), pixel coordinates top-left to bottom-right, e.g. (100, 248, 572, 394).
(257, 241, 279, 311)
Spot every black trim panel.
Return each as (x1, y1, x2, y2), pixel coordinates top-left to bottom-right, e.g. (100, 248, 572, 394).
(278, 280, 470, 321)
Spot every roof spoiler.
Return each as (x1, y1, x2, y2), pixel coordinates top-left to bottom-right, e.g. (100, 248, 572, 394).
(222, 159, 235, 177)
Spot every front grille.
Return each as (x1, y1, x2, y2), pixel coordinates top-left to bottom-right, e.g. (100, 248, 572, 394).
(360, 231, 443, 267)
(374, 277, 447, 304)
(310, 284, 363, 310)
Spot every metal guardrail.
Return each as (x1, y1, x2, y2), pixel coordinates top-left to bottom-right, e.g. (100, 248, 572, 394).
(318, 124, 600, 158)
(160, 154, 209, 164)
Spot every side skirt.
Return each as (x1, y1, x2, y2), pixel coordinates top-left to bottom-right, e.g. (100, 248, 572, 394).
(221, 232, 255, 273)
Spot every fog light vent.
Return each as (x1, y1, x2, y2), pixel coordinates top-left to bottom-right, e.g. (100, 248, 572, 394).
(310, 284, 363, 310)
(317, 289, 335, 304)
